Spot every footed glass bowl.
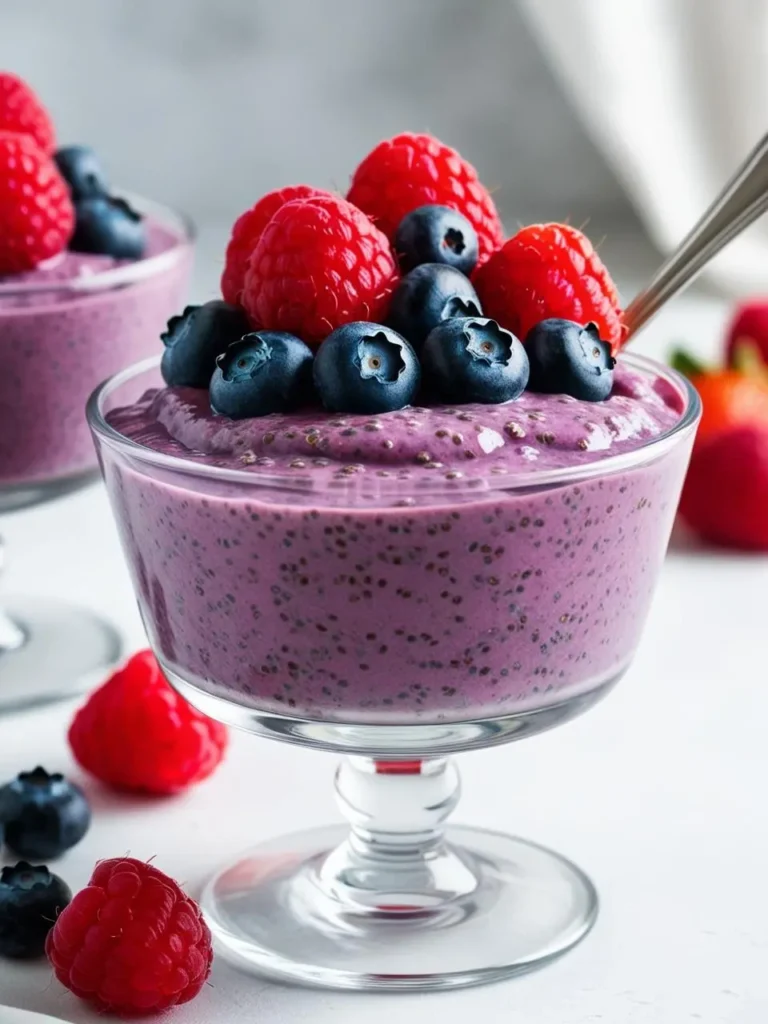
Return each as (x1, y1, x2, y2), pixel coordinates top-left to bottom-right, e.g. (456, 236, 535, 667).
(88, 354, 699, 991)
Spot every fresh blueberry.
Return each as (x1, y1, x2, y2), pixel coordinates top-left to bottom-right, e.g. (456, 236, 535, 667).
(314, 321, 420, 414)
(395, 205, 478, 275)
(0, 862, 72, 959)
(387, 263, 482, 352)
(210, 331, 314, 419)
(54, 145, 109, 200)
(0, 767, 91, 861)
(422, 317, 529, 405)
(161, 300, 250, 389)
(70, 195, 146, 259)
(526, 318, 615, 401)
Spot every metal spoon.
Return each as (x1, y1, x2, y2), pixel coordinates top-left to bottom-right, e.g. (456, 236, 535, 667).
(623, 133, 768, 340)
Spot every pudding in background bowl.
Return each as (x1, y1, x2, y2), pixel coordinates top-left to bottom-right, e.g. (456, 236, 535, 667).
(0, 199, 193, 505)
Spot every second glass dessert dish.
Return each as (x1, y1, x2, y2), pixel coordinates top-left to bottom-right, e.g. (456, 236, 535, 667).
(88, 129, 707, 990)
(0, 71, 193, 711)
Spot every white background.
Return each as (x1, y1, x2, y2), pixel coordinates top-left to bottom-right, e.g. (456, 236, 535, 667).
(1, 247, 767, 1021)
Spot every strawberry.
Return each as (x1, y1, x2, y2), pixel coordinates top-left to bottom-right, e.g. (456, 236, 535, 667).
(672, 347, 768, 549)
(679, 425, 768, 550)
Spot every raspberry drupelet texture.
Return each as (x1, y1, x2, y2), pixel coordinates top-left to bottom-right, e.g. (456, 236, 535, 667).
(473, 223, 625, 354)
(221, 184, 329, 306)
(68, 649, 228, 795)
(46, 857, 213, 1014)
(347, 132, 504, 265)
(242, 194, 399, 347)
(0, 131, 74, 273)
(0, 72, 56, 154)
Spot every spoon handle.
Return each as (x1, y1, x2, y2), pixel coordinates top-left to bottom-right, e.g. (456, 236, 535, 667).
(623, 133, 768, 340)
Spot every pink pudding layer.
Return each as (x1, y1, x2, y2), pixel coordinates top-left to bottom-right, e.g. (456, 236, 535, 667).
(0, 218, 192, 489)
(100, 362, 695, 726)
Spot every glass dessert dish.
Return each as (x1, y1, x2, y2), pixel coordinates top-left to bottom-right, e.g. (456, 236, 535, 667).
(0, 197, 193, 712)
(88, 352, 700, 991)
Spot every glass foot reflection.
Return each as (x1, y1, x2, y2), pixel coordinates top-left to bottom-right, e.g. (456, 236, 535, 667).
(0, 596, 123, 713)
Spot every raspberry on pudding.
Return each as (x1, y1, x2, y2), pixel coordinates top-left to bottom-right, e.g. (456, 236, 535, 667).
(0, 72, 192, 501)
(90, 133, 697, 730)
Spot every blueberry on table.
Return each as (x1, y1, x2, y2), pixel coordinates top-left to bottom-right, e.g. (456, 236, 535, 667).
(395, 204, 479, 275)
(161, 300, 251, 388)
(314, 321, 420, 414)
(0, 862, 72, 959)
(54, 145, 109, 200)
(0, 766, 91, 860)
(423, 317, 529, 404)
(210, 331, 314, 419)
(70, 194, 146, 258)
(526, 318, 615, 401)
(387, 263, 482, 351)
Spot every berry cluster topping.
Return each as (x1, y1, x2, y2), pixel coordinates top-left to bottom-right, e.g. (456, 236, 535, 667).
(47, 856, 213, 1013)
(0, 766, 91, 860)
(0, 70, 145, 273)
(161, 132, 623, 420)
(68, 649, 228, 795)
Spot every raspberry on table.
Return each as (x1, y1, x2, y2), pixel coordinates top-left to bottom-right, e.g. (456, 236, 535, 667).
(242, 194, 399, 347)
(46, 857, 213, 1014)
(347, 132, 504, 265)
(221, 184, 329, 306)
(473, 223, 625, 355)
(68, 649, 228, 795)
(0, 130, 74, 273)
(0, 72, 56, 154)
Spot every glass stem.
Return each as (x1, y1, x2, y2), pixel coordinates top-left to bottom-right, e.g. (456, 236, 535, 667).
(0, 535, 25, 654)
(317, 756, 478, 911)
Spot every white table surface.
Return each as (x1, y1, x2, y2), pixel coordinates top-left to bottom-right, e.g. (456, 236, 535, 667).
(1, 254, 767, 1023)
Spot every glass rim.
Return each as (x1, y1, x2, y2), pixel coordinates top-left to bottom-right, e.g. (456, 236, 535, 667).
(0, 191, 195, 299)
(87, 351, 701, 497)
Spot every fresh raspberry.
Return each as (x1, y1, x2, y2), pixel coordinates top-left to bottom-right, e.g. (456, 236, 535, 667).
(473, 223, 624, 354)
(347, 132, 504, 265)
(0, 131, 74, 273)
(221, 184, 329, 306)
(68, 649, 228, 795)
(0, 72, 55, 154)
(242, 194, 399, 347)
(46, 857, 213, 1014)
(679, 424, 768, 550)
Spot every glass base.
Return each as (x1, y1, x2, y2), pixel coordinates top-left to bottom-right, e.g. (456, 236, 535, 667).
(0, 596, 123, 713)
(202, 757, 597, 991)
(203, 823, 597, 991)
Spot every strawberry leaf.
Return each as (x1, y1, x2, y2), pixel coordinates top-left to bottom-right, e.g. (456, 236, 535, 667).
(669, 347, 708, 379)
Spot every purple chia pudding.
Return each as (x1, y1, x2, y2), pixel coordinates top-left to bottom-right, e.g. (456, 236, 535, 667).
(91, 354, 697, 726)
(0, 206, 192, 490)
